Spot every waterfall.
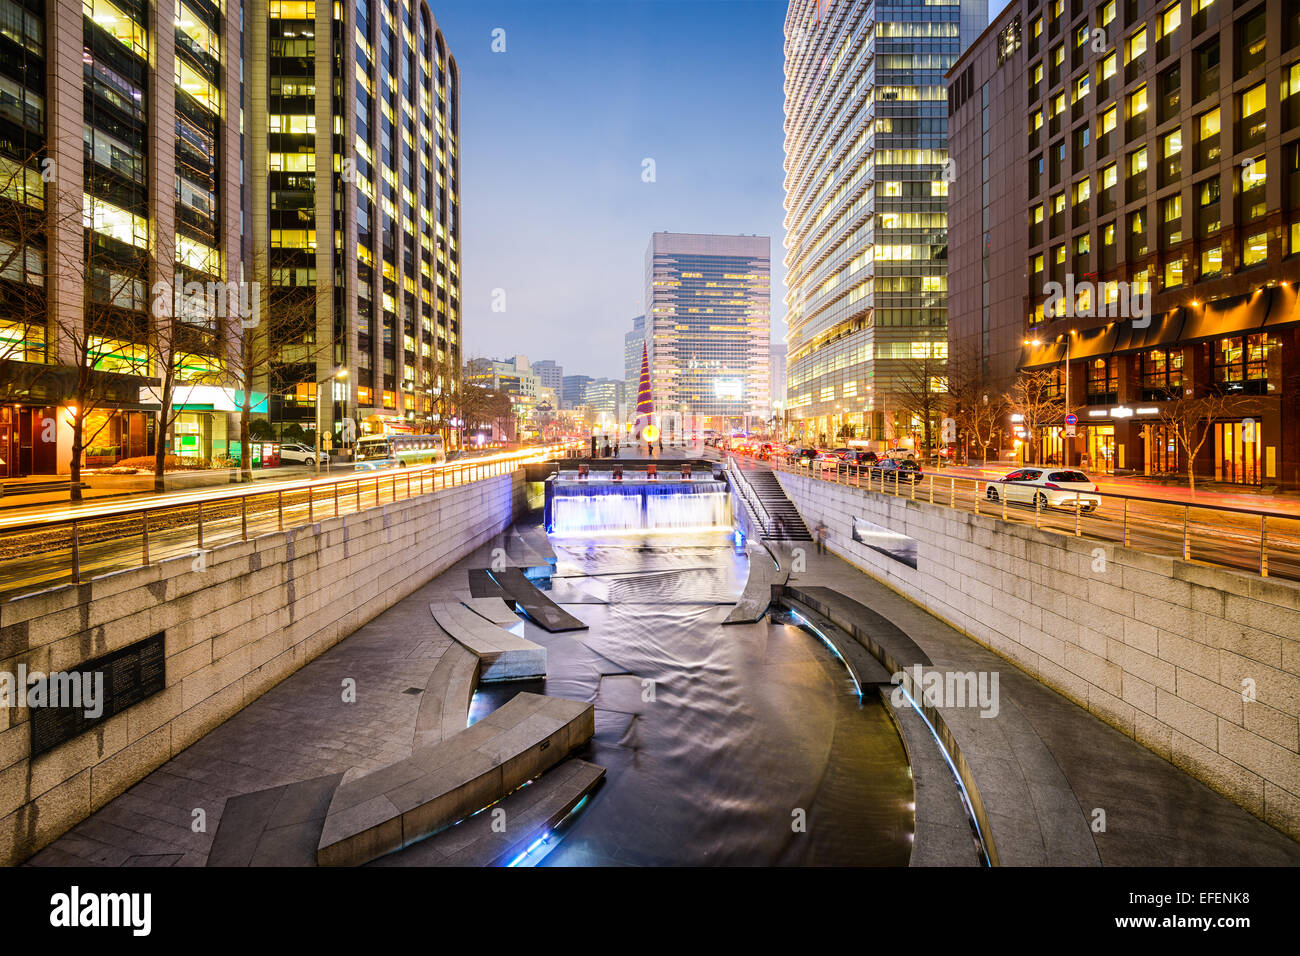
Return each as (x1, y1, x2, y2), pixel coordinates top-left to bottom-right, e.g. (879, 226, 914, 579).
(549, 479, 732, 534)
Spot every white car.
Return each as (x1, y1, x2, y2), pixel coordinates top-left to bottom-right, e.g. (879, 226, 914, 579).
(985, 468, 1101, 512)
(280, 442, 328, 466)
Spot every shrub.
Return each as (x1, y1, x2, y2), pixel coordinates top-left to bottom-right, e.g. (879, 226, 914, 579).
(114, 455, 208, 472)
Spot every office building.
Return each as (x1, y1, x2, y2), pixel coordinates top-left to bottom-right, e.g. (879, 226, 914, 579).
(644, 232, 770, 435)
(248, 0, 461, 444)
(948, 0, 1300, 485)
(623, 314, 646, 412)
(782, 0, 986, 448)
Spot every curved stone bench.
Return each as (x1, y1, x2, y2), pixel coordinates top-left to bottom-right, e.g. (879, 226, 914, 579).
(317, 692, 595, 867)
(430, 601, 546, 682)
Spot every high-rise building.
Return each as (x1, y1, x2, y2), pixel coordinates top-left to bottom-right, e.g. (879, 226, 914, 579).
(532, 359, 564, 395)
(781, 0, 986, 449)
(623, 314, 646, 412)
(581, 378, 624, 430)
(561, 374, 593, 409)
(948, 0, 1300, 487)
(770, 343, 788, 424)
(0, 0, 246, 477)
(644, 232, 770, 434)
(248, 0, 461, 443)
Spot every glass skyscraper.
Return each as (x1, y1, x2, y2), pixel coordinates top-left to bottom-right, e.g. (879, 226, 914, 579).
(644, 232, 770, 435)
(782, 0, 986, 448)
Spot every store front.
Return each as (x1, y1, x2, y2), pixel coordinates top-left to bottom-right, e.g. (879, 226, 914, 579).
(1213, 419, 1263, 485)
(1084, 425, 1116, 475)
(1141, 423, 1178, 476)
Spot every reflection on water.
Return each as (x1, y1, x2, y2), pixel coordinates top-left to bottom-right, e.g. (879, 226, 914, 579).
(487, 529, 915, 866)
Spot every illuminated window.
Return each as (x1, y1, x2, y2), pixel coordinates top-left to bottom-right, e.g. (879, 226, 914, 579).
(1127, 27, 1147, 64)
(1243, 232, 1268, 266)
(1032, 63, 1043, 85)
(1073, 178, 1090, 204)
(1201, 246, 1222, 276)
(1161, 128, 1182, 158)
(1100, 105, 1116, 134)
(1129, 146, 1148, 176)
(1101, 163, 1117, 189)
(1101, 1, 1115, 27)
(1032, 17, 1042, 39)
(1052, 193, 1065, 215)
(1164, 258, 1184, 287)
(1128, 85, 1148, 117)
(1074, 74, 1090, 102)
(1100, 52, 1116, 80)
(1161, 2, 1181, 38)
(1242, 156, 1265, 189)
(1241, 83, 1266, 120)
(1031, 109, 1043, 132)
(1052, 92, 1065, 117)
(87, 0, 148, 58)
(1054, 244, 1066, 265)
(1030, 204, 1044, 224)
(1076, 234, 1090, 255)
(1052, 44, 1064, 68)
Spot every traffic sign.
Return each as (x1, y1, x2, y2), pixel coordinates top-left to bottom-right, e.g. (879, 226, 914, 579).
(1065, 413, 1078, 425)
(1065, 424, 1076, 437)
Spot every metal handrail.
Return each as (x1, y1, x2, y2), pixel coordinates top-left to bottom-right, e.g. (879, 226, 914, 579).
(726, 457, 773, 535)
(759, 455, 1298, 580)
(0, 442, 582, 590)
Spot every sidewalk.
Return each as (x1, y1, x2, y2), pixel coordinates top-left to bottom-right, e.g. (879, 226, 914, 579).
(766, 534, 1300, 864)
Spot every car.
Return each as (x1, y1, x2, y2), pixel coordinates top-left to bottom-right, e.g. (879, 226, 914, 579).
(839, 449, 877, 465)
(985, 468, 1101, 512)
(792, 447, 818, 467)
(883, 447, 917, 461)
(279, 442, 328, 466)
(869, 458, 922, 483)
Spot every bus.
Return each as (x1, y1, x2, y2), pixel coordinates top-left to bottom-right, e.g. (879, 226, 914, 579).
(354, 433, 446, 470)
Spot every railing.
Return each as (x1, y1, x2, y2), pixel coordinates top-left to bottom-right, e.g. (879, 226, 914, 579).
(725, 457, 773, 534)
(762, 457, 1300, 582)
(0, 442, 582, 599)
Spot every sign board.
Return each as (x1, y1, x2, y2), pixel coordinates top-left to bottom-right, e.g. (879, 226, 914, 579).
(1065, 424, 1076, 437)
(1065, 414, 1078, 425)
(323, 434, 333, 450)
(30, 633, 166, 757)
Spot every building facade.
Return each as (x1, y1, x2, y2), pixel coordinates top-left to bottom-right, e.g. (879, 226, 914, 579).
(0, 0, 245, 476)
(644, 232, 770, 435)
(782, 0, 986, 450)
(247, 0, 461, 446)
(623, 314, 645, 412)
(948, 0, 1300, 486)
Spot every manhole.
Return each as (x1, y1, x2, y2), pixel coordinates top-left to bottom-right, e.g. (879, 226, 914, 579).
(402, 687, 423, 695)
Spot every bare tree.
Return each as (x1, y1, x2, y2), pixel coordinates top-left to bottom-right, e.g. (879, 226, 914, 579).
(947, 349, 1010, 464)
(217, 246, 333, 482)
(1005, 369, 1065, 466)
(892, 351, 948, 459)
(1157, 393, 1258, 492)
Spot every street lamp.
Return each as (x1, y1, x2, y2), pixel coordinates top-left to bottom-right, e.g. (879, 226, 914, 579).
(315, 368, 347, 475)
(1025, 329, 1075, 465)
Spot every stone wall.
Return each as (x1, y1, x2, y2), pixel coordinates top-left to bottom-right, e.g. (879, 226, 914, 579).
(776, 470, 1300, 841)
(0, 472, 527, 864)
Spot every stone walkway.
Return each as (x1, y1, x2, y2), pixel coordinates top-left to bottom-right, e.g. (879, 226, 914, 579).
(25, 525, 554, 867)
(772, 538, 1300, 865)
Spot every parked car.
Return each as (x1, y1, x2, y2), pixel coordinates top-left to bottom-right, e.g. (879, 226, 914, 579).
(869, 458, 922, 483)
(792, 447, 819, 467)
(883, 447, 916, 461)
(279, 442, 328, 466)
(985, 468, 1101, 512)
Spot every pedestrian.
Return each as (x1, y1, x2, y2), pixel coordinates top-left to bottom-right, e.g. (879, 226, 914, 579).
(613, 441, 619, 458)
(658, 437, 663, 455)
(590, 435, 597, 458)
(815, 520, 828, 555)
(603, 440, 611, 458)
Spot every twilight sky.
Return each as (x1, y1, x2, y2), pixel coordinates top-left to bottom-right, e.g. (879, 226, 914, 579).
(433, 0, 1001, 381)
(432, 0, 791, 381)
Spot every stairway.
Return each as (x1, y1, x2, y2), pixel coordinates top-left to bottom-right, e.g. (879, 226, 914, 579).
(738, 468, 812, 541)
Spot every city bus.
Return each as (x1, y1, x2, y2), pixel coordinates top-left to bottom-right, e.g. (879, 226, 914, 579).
(354, 433, 446, 470)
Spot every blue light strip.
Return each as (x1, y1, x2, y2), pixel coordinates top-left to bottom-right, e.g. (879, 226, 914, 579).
(789, 610, 862, 699)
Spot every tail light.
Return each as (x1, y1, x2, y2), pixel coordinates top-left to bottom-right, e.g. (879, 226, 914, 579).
(1092, 484, 1099, 492)
(1044, 482, 1060, 489)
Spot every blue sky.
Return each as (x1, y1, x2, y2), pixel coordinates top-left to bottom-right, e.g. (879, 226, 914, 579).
(432, 1, 791, 380)
(434, 0, 1002, 380)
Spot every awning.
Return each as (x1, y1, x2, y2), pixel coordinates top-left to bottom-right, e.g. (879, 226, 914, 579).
(1116, 308, 1186, 353)
(1263, 284, 1300, 327)
(1067, 323, 1120, 360)
(1021, 339, 1066, 369)
(1179, 289, 1268, 343)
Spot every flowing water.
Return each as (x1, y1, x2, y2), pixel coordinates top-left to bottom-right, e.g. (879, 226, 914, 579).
(473, 526, 916, 866)
(549, 479, 731, 534)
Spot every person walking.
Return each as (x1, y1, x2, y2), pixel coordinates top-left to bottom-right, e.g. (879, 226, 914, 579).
(590, 435, 597, 458)
(658, 437, 663, 455)
(815, 520, 828, 555)
(612, 440, 619, 458)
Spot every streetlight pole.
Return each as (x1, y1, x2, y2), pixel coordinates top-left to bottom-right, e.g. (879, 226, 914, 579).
(315, 368, 347, 476)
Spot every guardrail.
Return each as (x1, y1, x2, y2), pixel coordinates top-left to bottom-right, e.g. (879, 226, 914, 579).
(724, 457, 773, 534)
(0, 442, 583, 596)
(762, 456, 1300, 581)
